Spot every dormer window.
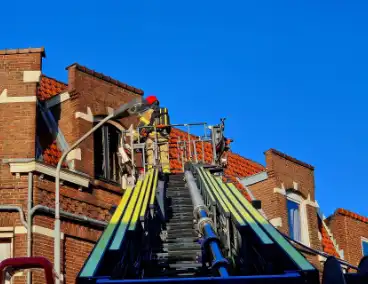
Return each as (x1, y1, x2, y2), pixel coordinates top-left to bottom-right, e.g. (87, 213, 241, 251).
(287, 198, 302, 242)
(286, 191, 310, 246)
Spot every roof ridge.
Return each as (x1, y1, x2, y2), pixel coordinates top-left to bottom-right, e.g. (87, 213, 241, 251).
(65, 63, 144, 95)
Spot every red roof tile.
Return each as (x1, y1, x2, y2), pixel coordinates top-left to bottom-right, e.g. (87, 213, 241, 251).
(42, 141, 67, 168)
(336, 208, 368, 224)
(37, 75, 67, 101)
(169, 128, 265, 200)
(318, 217, 340, 257)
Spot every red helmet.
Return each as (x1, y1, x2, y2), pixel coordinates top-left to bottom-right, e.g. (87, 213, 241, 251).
(146, 95, 158, 105)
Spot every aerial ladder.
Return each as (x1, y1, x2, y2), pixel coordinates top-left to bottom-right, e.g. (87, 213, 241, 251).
(0, 105, 367, 284)
(75, 120, 368, 284)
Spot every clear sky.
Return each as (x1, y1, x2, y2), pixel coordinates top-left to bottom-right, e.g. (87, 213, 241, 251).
(3, 0, 368, 217)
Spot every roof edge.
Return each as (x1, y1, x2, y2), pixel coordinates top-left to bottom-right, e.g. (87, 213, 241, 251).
(335, 208, 368, 224)
(0, 47, 46, 57)
(265, 148, 315, 170)
(65, 63, 144, 95)
(41, 74, 67, 87)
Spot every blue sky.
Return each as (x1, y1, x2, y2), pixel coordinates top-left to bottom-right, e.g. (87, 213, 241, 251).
(3, 0, 368, 217)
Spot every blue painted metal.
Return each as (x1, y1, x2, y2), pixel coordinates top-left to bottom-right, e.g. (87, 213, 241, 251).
(185, 170, 229, 277)
(95, 272, 304, 284)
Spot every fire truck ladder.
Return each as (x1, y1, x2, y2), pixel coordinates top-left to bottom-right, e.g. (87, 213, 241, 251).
(76, 162, 368, 284)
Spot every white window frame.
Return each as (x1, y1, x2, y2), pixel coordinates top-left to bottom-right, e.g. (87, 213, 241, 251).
(286, 192, 311, 247)
(361, 237, 368, 257)
(0, 231, 14, 284)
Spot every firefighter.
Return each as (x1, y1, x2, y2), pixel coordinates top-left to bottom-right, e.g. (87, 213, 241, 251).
(135, 95, 171, 174)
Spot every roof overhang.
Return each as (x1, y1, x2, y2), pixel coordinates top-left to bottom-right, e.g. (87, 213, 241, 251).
(44, 91, 71, 109)
(238, 171, 268, 187)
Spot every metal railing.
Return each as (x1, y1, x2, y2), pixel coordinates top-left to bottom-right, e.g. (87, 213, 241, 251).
(118, 122, 217, 180)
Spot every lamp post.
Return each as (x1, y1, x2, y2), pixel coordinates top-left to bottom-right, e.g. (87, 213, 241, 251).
(53, 98, 140, 284)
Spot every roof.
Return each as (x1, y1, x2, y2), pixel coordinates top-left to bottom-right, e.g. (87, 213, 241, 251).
(66, 63, 144, 95)
(42, 141, 67, 168)
(335, 208, 368, 224)
(168, 128, 265, 200)
(0, 47, 46, 57)
(36, 75, 67, 166)
(37, 75, 67, 101)
(317, 216, 340, 257)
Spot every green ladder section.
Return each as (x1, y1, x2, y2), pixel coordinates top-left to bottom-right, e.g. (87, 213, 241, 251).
(195, 165, 315, 272)
(78, 169, 159, 279)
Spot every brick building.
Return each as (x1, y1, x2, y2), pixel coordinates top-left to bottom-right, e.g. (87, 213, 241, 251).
(0, 47, 366, 283)
(326, 209, 368, 266)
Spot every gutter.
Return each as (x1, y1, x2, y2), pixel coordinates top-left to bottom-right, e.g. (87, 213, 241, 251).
(0, 206, 28, 228)
(0, 205, 107, 231)
(29, 205, 107, 228)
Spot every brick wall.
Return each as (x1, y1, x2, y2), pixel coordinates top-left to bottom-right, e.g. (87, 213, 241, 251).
(306, 205, 322, 252)
(0, 50, 44, 160)
(13, 234, 27, 284)
(64, 236, 95, 284)
(265, 149, 315, 200)
(0, 49, 146, 284)
(250, 150, 316, 235)
(327, 212, 368, 266)
(249, 149, 324, 272)
(248, 175, 289, 234)
(57, 64, 142, 176)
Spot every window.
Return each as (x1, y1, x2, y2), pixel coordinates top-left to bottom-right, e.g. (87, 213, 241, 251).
(94, 123, 122, 184)
(287, 199, 302, 242)
(0, 238, 12, 284)
(362, 238, 368, 256)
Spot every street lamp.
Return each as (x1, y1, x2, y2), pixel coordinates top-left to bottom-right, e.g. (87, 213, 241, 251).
(53, 98, 141, 284)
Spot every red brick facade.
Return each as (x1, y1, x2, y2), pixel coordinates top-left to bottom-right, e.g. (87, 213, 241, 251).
(247, 149, 324, 270)
(0, 47, 367, 284)
(326, 209, 368, 266)
(0, 48, 140, 284)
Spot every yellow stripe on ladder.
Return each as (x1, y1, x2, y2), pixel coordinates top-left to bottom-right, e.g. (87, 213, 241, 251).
(109, 180, 143, 250)
(140, 169, 156, 220)
(79, 186, 133, 277)
(129, 170, 153, 231)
